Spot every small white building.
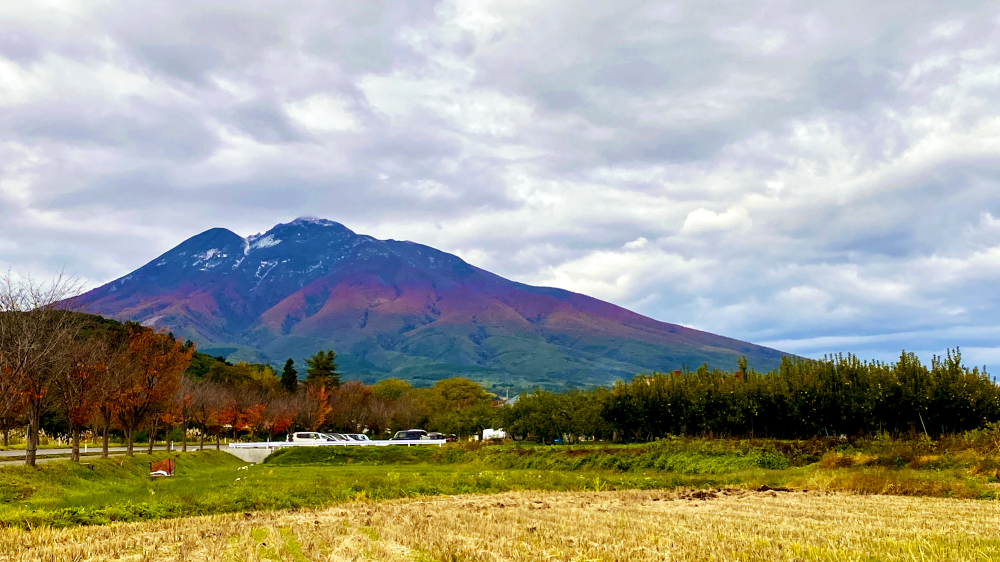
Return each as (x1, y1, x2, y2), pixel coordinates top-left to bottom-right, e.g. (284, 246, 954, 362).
(482, 428, 506, 440)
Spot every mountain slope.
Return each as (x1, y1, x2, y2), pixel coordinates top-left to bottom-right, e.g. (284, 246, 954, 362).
(75, 218, 786, 390)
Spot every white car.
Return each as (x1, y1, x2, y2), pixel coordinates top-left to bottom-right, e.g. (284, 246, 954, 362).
(288, 432, 335, 443)
(345, 433, 371, 442)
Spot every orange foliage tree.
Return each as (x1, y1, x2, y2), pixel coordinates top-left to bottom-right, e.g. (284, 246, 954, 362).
(295, 385, 332, 431)
(116, 329, 193, 456)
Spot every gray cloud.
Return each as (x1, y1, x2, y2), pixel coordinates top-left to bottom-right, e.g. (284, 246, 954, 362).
(1, 0, 1000, 369)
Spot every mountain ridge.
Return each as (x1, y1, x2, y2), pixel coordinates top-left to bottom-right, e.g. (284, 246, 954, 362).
(75, 218, 786, 390)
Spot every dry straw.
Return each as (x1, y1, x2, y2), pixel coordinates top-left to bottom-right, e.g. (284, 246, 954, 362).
(3, 489, 1000, 561)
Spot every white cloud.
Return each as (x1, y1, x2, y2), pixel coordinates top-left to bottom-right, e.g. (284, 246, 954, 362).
(284, 94, 359, 132)
(622, 237, 648, 250)
(680, 207, 752, 235)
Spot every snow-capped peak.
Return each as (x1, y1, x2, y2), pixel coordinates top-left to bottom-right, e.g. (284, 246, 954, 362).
(290, 216, 337, 226)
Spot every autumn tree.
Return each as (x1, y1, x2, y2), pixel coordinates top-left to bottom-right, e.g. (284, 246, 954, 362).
(332, 380, 371, 432)
(116, 329, 193, 456)
(92, 323, 135, 458)
(366, 399, 395, 437)
(0, 397, 21, 448)
(0, 271, 84, 466)
(172, 376, 198, 452)
(188, 380, 227, 451)
(263, 392, 299, 440)
(0, 357, 22, 447)
(295, 385, 332, 431)
(53, 337, 109, 462)
(393, 393, 425, 430)
(221, 387, 268, 442)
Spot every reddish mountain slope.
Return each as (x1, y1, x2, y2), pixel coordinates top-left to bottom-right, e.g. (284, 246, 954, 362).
(75, 218, 785, 389)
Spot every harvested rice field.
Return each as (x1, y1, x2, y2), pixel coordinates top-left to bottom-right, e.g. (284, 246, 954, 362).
(3, 488, 1000, 561)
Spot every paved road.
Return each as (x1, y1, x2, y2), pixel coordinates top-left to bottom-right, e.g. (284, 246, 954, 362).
(0, 446, 193, 466)
(0, 445, 171, 459)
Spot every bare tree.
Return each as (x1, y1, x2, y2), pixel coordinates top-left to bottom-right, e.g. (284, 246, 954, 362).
(53, 337, 109, 462)
(0, 348, 23, 447)
(366, 399, 396, 437)
(333, 380, 371, 432)
(173, 376, 198, 452)
(0, 404, 22, 448)
(189, 380, 228, 451)
(0, 271, 84, 466)
(393, 394, 424, 430)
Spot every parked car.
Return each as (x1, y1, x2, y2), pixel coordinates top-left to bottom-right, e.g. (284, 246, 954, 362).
(345, 433, 371, 441)
(288, 432, 335, 443)
(321, 433, 349, 441)
(390, 429, 428, 441)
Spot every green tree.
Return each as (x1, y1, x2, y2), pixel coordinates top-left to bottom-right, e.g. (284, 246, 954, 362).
(372, 378, 412, 401)
(305, 350, 340, 389)
(427, 377, 492, 410)
(281, 358, 298, 393)
(437, 403, 497, 439)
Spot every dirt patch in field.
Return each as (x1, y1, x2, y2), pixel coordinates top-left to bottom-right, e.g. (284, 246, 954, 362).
(3, 489, 1000, 561)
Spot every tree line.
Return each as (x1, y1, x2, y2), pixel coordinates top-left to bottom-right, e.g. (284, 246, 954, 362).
(505, 350, 1000, 442)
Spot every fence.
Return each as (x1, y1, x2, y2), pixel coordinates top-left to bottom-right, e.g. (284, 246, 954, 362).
(229, 440, 446, 450)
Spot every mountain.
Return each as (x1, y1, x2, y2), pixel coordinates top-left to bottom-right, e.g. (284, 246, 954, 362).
(74, 217, 786, 390)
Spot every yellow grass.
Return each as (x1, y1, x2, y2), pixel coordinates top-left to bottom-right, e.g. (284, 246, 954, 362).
(3, 489, 1000, 561)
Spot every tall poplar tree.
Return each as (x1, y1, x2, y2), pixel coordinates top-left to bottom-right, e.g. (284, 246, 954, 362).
(281, 358, 298, 393)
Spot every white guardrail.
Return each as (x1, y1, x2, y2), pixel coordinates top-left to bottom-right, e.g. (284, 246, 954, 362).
(229, 440, 446, 449)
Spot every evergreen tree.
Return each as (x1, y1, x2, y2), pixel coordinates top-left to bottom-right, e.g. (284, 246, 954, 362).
(280, 358, 298, 393)
(305, 350, 340, 389)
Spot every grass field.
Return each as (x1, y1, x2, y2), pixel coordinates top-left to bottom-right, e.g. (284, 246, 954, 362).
(5, 439, 1000, 560)
(5, 489, 1000, 561)
(2, 438, 1000, 530)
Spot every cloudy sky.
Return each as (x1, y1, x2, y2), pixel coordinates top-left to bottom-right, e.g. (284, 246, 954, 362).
(2, 0, 999, 367)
